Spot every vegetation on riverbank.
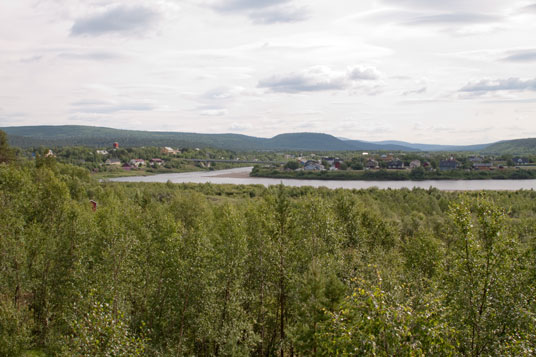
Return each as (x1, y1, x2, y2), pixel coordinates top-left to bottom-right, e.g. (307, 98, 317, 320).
(251, 165, 536, 180)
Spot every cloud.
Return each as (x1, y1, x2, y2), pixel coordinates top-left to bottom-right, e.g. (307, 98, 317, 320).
(208, 0, 308, 24)
(380, 0, 506, 12)
(212, 0, 290, 12)
(520, 3, 536, 13)
(202, 86, 247, 100)
(71, 5, 159, 36)
(502, 49, 536, 62)
(20, 55, 43, 63)
(58, 51, 123, 61)
(200, 108, 228, 116)
(249, 5, 309, 24)
(229, 122, 252, 131)
(71, 100, 155, 114)
(405, 13, 500, 25)
(348, 66, 380, 80)
(403, 87, 427, 96)
(459, 77, 536, 93)
(258, 65, 380, 93)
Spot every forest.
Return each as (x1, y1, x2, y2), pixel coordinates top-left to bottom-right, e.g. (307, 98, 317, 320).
(1, 131, 536, 356)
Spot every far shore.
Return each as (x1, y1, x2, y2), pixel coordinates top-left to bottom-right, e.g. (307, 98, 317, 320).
(208, 170, 252, 179)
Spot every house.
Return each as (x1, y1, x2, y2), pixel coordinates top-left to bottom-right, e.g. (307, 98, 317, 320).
(473, 163, 493, 170)
(469, 156, 483, 163)
(113, 142, 119, 149)
(161, 147, 180, 155)
(439, 160, 458, 170)
(512, 157, 529, 165)
(129, 159, 145, 168)
(45, 149, 55, 158)
(304, 160, 325, 171)
(409, 160, 421, 169)
(387, 160, 405, 169)
(324, 157, 336, 166)
(365, 159, 379, 169)
(150, 158, 164, 166)
(96, 150, 109, 155)
(105, 158, 121, 166)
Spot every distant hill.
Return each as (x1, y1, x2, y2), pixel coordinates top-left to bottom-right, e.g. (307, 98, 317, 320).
(344, 140, 420, 152)
(266, 133, 356, 151)
(483, 138, 536, 155)
(370, 140, 491, 152)
(3, 125, 533, 154)
(3, 125, 418, 151)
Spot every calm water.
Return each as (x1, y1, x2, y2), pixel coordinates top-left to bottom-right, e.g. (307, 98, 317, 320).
(108, 167, 536, 191)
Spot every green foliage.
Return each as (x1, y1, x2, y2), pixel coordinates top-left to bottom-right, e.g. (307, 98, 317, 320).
(0, 130, 16, 164)
(63, 294, 147, 356)
(317, 275, 455, 356)
(0, 299, 34, 356)
(1, 159, 536, 355)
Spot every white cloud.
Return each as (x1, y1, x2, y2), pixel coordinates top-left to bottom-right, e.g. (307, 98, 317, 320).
(200, 108, 228, 116)
(459, 78, 536, 93)
(71, 5, 159, 36)
(502, 49, 536, 62)
(207, 0, 309, 24)
(258, 65, 381, 93)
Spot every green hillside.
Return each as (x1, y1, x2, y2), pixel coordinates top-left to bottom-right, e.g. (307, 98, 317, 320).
(2, 125, 420, 152)
(483, 138, 536, 154)
(6, 125, 535, 153)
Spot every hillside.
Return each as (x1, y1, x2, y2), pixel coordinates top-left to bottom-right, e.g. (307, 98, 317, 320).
(6, 125, 534, 153)
(371, 140, 490, 152)
(483, 138, 536, 155)
(3, 125, 420, 152)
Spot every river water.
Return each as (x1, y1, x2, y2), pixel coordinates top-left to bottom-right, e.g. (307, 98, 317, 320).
(108, 167, 536, 191)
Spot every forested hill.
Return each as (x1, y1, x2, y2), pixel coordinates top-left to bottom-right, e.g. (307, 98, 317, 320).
(0, 125, 471, 152)
(2, 125, 416, 151)
(483, 138, 536, 154)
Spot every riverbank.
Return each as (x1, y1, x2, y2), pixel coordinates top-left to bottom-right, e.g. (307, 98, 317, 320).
(250, 167, 536, 181)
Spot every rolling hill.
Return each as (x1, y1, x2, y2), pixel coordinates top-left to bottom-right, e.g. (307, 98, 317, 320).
(369, 140, 491, 152)
(3, 125, 418, 151)
(3, 125, 533, 154)
(483, 138, 536, 155)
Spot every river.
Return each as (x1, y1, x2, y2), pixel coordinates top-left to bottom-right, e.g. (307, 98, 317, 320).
(108, 167, 536, 191)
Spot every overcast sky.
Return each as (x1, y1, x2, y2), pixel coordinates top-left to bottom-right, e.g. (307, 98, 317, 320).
(1, 0, 536, 144)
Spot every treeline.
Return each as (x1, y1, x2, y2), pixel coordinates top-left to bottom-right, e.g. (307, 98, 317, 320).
(252, 165, 536, 180)
(1, 153, 536, 354)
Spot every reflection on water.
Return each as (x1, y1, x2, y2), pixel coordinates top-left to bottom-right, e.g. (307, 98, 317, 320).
(109, 167, 536, 191)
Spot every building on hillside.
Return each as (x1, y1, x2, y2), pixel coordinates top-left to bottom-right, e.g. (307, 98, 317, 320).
(473, 163, 493, 170)
(387, 160, 405, 169)
(304, 160, 325, 171)
(513, 157, 529, 165)
(150, 158, 164, 166)
(439, 159, 458, 170)
(96, 150, 109, 155)
(365, 159, 379, 169)
(469, 156, 483, 163)
(129, 159, 145, 168)
(409, 160, 421, 169)
(162, 147, 180, 155)
(45, 149, 55, 158)
(105, 158, 121, 166)
(113, 142, 119, 149)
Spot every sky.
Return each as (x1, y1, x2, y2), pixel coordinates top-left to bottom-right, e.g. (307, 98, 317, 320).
(0, 0, 535, 144)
